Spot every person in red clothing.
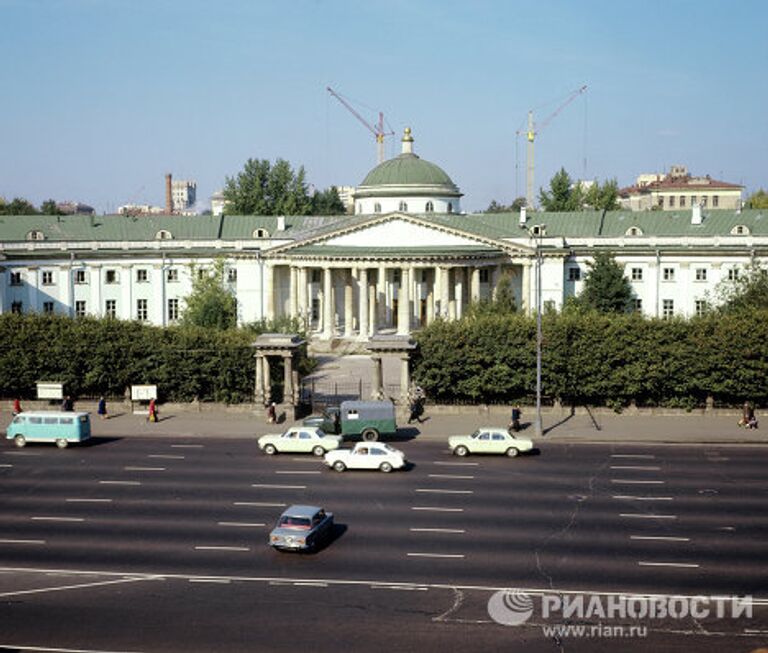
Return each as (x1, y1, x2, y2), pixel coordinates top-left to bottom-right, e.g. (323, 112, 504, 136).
(148, 398, 158, 423)
(12, 398, 22, 416)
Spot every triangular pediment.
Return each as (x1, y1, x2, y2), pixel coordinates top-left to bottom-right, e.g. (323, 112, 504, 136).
(325, 218, 478, 248)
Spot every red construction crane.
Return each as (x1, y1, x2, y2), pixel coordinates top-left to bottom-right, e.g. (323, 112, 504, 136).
(327, 86, 394, 164)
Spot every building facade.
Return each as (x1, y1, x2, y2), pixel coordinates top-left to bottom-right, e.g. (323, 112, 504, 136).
(1, 133, 765, 338)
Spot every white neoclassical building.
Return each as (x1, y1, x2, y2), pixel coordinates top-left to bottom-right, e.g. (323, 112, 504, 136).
(1, 129, 766, 341)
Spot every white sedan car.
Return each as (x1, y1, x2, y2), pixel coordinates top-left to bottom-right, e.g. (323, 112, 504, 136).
(448, 427, 534, 457)
(258, 426, 343, 456)
(324, 442, 407, 473)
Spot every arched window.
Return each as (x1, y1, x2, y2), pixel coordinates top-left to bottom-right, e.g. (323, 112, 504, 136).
(252, 228, 270, 238)
(447, 202, 453, 214)
(425, 201, 434, 213)
(730, 225, 750, 236)
(374, 203, 382, 214)
(399, 201, 408, 212)
(155, 229, 173, 240)
(531, 224, 547, 236)
(26, 230, 45, 241)
(625, 226, 643, 236)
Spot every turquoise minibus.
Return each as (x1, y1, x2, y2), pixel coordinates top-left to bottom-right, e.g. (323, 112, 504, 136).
(6, 412, 91, 448)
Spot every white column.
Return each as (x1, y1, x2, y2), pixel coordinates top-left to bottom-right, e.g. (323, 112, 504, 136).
(426, 268, 434, 324)
(470, 267, 481, 303)
(323, 265, 333, 338)
(440, 266, 450, 319)
(298, 267, 308, 323)
(410, 265, 418, 329)
(397, 266, 410, 335)
(359, 267, 369, 339)
(264, 263, 275, 321)
(289, 266, 298, 317)
(454, 268, 464, 319)
(377, 264, 387, 327)
(522, 260, 532, 314)
(344, 269, 354, 337)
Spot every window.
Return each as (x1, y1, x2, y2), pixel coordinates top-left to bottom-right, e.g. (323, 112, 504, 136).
(713, 195, 719, 208)
(42, 271, 54, 285)
(374, 203, 382, 213)
(425, 201, 434, 212)
(43, 301, 54, 314)
(691, 195, 697, 207)
(668, 195, 675, 208)
(197, 268, 207, 280)
(662, 267, 675, 282)
(11, 301, 23, 314)
(568, 267, 581, 281)
(393, 269, 401, 284)
(311, 298, 320, 321)
(74, 269, 87, 285)
(631, 267, 643, 281)
(137, 298, 148, 321)
(695, 299, 708, 316)
(447, 202, 453, 213)
(310, 269, 321, 284)
(531, 224, 546, 236)
(105, 269, 119, 284)
(398, 201, 408, 212)
(75, 300, 86, 317)
(168, 298, 179, 322)
(419, 269, 429, 283)
(105, 299, 117, 318)
(227, 268, 237, 283)
(679, 196, 686, 208)
(730, 225, 750, 235)
(136, 269, 148, 283)
(155, 229, 173, 240)
(27, 230, 44, 241)
(166, 268, 179, 283)
(252, 228, 270, 238)
(701, 197, 708, 208)
(479, 269, 490, 283)
(662, 299, 674, 319)
(10, 271, 22, 286)
(632, 298, 643, 313)
(728, 268, 740, 281)
(626, 226, 643, 236)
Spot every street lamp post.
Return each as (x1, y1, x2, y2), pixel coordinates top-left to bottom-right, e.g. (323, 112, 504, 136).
(521, 223, 545, 439)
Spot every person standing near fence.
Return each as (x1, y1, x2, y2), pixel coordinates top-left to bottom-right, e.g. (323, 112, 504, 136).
(97, 396, 108, 420)
(12, 398, 22, 416)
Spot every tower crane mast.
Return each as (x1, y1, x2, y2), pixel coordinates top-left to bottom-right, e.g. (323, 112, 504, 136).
(327, 86, 394, 165)
(523, 85, 587, 209)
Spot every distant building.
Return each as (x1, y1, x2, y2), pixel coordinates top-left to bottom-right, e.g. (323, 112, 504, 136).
(620, 166, 743, 211)
(56, 202, 95, 215)
(117, 204, 165, 216)
(171, 179, 197, 215)
(335, 186, 356, 214)
(211, 190, 225, 217)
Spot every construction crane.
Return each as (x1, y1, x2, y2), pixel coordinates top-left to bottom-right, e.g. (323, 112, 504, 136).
(327, 86, 394, 165)
(521, 85, 587, 209)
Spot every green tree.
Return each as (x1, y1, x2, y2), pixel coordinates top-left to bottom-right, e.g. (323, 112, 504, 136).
(466, 274, 518, 317)
(0, 197, 39, 215)
(746, 189, 768, 209)
(714, 263, 768, 313)
(483, 197, 527, 213)
(579, 251, 633, 313)
(538, 168, 583, 211)
(223, 158, 314, 215)
(311, 186, 346, 214)
(181, 259, 237, 330)
(583, 179, 620, 211)
(41, 199, 63, 215)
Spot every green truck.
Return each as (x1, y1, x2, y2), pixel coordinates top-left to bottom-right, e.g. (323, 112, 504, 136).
(302, 400, 397, 441)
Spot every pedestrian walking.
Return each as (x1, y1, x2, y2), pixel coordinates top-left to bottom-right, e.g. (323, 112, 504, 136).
(739, 401, 754, 428)
(12, 398, 22, 416)
(61, 396, 74, 411)
(97, 396, 108, 420)
(509, 405, 522, 433)
(266, 402, 277, 424)
(148, 398, 158, 423)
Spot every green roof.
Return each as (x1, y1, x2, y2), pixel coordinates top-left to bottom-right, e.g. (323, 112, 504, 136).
(359, 153, 459, 190)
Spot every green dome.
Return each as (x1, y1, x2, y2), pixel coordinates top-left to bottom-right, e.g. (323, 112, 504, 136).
(360, 153, 458, 189)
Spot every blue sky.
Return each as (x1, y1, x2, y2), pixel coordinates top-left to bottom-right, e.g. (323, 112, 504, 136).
(1, 0, 766, 213)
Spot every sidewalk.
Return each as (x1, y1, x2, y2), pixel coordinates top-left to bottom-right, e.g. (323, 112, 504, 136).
(8, 405, 760, 446)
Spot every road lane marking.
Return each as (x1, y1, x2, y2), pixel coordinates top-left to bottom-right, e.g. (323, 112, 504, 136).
(293, 581, 328, 587)
(3, 451, 41, 456)
(415, 489, 473, 494)
(171, 444, 204, 449)
(612, 495, 673, 501)
(428, 474, 475, 480)
(99, 481, 141, 486)
(0, 539, 46, 545)
(0, 574, 162, 601)
(66, 498, 113, 503)
(611, 479, 665, 484)
(619, 513, 677, 519)
(433, 461, 479, 466)
(31, 517, 85, 522)
(609, 465, 661, 471)
(0, 464, 13, 468)
(631, 536, 690, 542)
(411, 507, 464, 512)
(189, 578, 231, 584)
(410, 528, 466, 534)
(274, 470, 322, 475)
(371, 584, 429, 591)
(194, 546, 251, 552)
(290, 457, 324, 462)
(251, 484, 306, 489)
(611, 454, 655, 459)
(218, 522, 266, 528)
(234, 501, 286, 507)
(407, 553, 465, 559)
(148, 454, 185, 460)
(638, 561, 700, 569)
(124, 466, 166, 472)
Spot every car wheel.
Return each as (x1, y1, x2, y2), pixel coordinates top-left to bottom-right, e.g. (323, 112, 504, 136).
(14, 435, 26, 448)
(264, 444, 277, 455)
(379, 461, 393, 473)
(312, 445, 325, 457)
(506, 447, 520, 458)
(55, 438, 68, 449)
(454, 445, 469, 457)
(362, 428, 379, 442)
(333, 460, 346, 472)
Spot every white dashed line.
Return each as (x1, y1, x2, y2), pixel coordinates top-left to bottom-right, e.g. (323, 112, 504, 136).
(217, 522, 266, 528)
(171, 444, 204, 449)
(31, 517, 85, 522)
(407, 552, 465, 559)
(620, 513, 677, 520)
(234, 501, 286, 507)
(0, 464, 13, 468)
(611, 454, 656, 459)
(609, 465, 661, 471)
(3, 451, 41, 456)
(194, 546, 251, 552)
(638, 561, 699, 569)
(293, 581, 328, 587)
(433, 461, 479, 466)
(189, 578, 232, 584)
(410, 528, 466, 534)
(415, 489, 473, 494)
(99, 481, 141, 486)
(0, 539, 46, 545)
(611, 479, 666, 485)
(66, 498, 113, 503)
(612, 495, 673, 501)
(411, 507, 464, 512)
(274, 470, 322, 475)
(148, 454, 185, 460)
(124, 466, 166, 472)
(631, 536, 690, 542)
(251, 484, 306, 489)
(428, 474, 475, 480)
(371, 584, 429, 591)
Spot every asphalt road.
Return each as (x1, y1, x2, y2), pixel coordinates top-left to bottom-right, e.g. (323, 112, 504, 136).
(0, 435, 766, 652)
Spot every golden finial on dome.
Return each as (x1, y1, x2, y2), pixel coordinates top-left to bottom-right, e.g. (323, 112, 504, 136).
(401, 127, 414, 154)
(402, 127, 414, 142)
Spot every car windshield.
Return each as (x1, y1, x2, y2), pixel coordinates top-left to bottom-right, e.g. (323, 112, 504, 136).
(279, 516, 311, 529)
(381, 443, 398, 453)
